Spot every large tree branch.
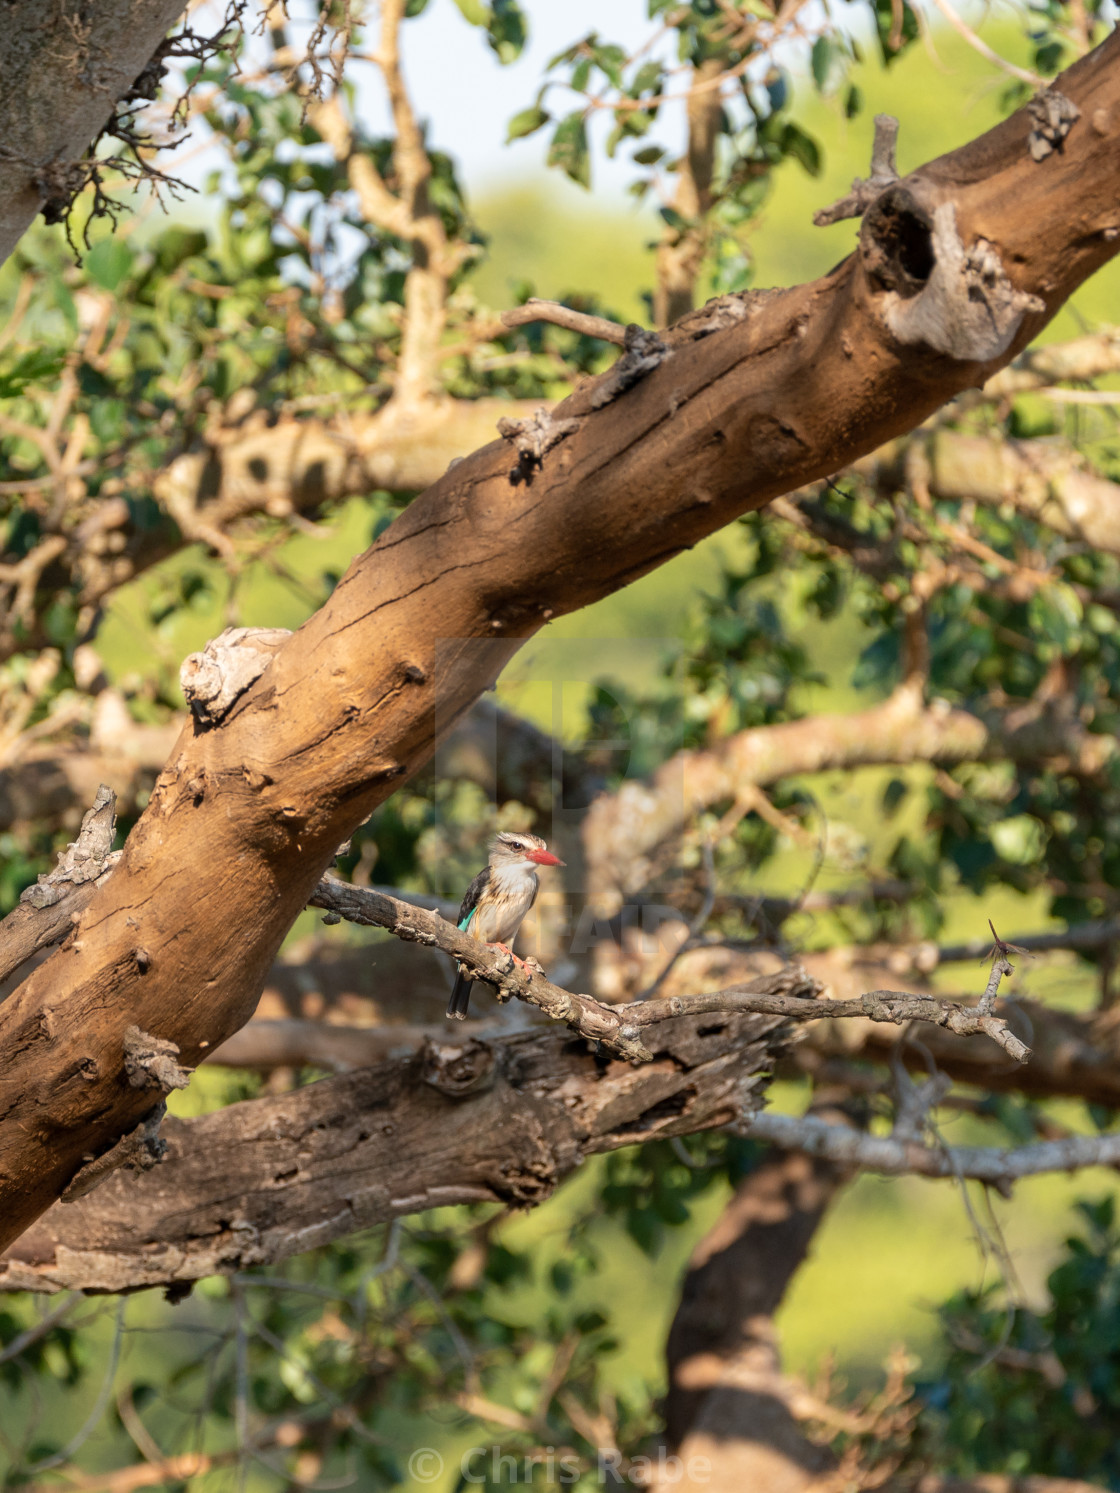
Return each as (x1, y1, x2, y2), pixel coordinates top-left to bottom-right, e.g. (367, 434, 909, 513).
(584, 681, 1114, 911)
(858, 428, 1120, 557)
(0, 1005, 786, 1293)
(208, 976, 1120, 1110)
(654, 57, 726, 327)
(3, 38, 1120, 1250)
(149, 395, 539, 567)
(657, 1147, 850, 1491)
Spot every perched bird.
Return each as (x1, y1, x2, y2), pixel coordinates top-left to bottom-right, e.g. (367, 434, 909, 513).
(446, 831, 564, 1020)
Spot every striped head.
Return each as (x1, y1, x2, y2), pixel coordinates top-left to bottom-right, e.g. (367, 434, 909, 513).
(488, 831, 564, 870)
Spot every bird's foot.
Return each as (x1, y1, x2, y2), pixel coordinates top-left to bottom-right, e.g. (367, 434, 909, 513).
(485, 944, 535, 978)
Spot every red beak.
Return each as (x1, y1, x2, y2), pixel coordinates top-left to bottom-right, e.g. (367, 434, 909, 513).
(526, 848, 564, 867)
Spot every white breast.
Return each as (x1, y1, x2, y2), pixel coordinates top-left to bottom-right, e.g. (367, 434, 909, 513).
(474, 862, 539, 946)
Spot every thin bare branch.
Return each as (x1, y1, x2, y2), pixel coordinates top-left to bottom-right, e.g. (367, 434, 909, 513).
(499, 299, 629, 345)
(309, 878, 1029, 1062)
(746, 1109, 1120, 1186)
(630, 985, 1029, 1062)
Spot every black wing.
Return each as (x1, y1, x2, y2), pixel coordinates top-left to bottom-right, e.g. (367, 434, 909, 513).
(457, 865, 490, 928)
(448, 865, 491, 1020)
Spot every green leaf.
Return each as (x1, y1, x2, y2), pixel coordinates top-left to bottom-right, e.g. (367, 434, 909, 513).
(487, 0, 527, 64)
(85, 238, 134, 291)
(451, 0, 488, 24)
(780, 120, 822, 177)
(845, 82, 863, 119)
(591, 42, 627, 89)
(811, 35, 833, 91)
(506, 105, 550, 142)
(632, 145, 664, 165)
(545, 39, 583, 69)
(49, 274, 78, 336)
(0, 347, 66, 399)
(765, 70, 788, 114)
(405, 0, 430, 14)
(547, 111, 590, 188)
(991, 814, 1046, 866)
(152, 226, 208, 273)
(631, 60, 662, 96)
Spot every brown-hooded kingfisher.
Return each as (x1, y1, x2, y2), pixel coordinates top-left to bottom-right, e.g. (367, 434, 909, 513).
(446, 831, 564, 1020)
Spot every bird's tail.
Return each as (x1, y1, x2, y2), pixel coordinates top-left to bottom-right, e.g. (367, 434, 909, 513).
(447, 966, 473, 1020)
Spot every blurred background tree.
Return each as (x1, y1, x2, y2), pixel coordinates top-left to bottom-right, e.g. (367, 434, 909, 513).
(3, 0, 1120, 1488)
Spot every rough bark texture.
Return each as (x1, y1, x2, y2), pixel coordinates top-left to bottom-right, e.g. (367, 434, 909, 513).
(658, 1149, 849, 1492)
(0, 1008, 783, 1293)
(0, 1, 187, 266)
(206, 979, 1120, 1109)
(3, 36, 1120, 1250)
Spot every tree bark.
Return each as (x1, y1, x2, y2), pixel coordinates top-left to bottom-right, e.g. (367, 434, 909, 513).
(657, 1148, 850, 1492)
(0, 1007, 784, 1293)
(3, 36, 1120, 1250)
(0, 1, 188, 267)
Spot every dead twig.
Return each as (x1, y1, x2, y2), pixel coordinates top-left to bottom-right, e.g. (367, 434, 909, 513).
(500, 298, 629, 346)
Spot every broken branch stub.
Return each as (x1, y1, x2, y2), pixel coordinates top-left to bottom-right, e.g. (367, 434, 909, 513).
(179, 627, 293, 726)
(1028, 87, 1081, 161)
(20, 784, 117, 909)
(496, 407, 581, 485)
(863, 195, 1045, 362)
(814, 113, 901, 226)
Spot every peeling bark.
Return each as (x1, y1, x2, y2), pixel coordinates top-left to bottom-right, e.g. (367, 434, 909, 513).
(0, 1007, 784, 1293)
(3, 36, 1120, 1249)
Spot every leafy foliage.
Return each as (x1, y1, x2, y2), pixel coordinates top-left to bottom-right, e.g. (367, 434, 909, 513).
(914, 1198, 1120, 1487)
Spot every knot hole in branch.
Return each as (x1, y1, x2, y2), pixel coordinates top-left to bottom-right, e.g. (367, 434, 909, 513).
(862, 188, 935, 296)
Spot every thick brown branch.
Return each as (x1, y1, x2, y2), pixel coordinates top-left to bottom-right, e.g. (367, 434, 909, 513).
(860, 428, 1120, 557)
(0, 1, 188, 266)
(661, 1147, 850, 1490)
(983, 326, 1120, 396)
(212, 979, 1120, 1111)
(0, 1006, 786, 1292)
(206, 1017, 459, 1071)
(310, 7, 468, 406)
(654, 57, 726, 326)
(3, 37, 1120, 1248)
(0, 691, 558, 844)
